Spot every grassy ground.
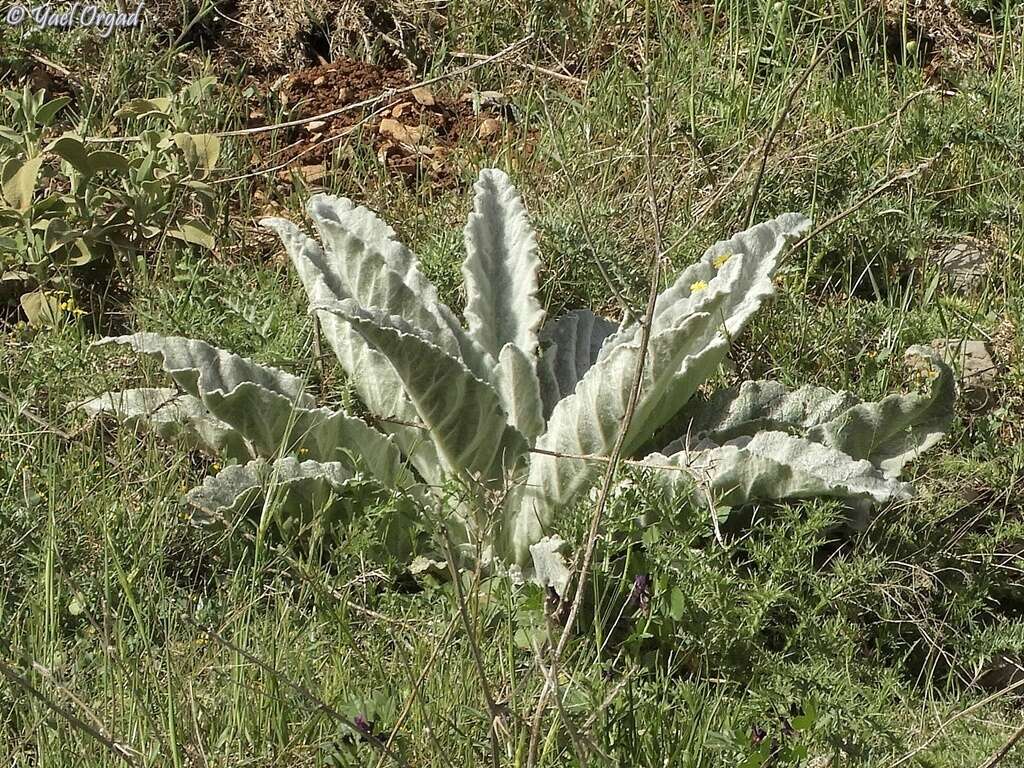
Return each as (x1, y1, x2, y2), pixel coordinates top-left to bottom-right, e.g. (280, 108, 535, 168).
(2, 0, 1023, 765)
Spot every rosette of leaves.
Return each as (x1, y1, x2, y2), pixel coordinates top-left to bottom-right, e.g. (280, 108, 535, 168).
(0, 85, 219, 324)
(83, 169, 955, 582)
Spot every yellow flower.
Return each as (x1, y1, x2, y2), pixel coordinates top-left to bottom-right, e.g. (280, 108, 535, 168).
(712, 252, 732, 269)
(211, 462, 221, 472)
(689, 280, 709, 293)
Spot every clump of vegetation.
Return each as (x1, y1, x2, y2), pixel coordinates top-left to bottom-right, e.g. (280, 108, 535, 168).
(0, 84, 220, 324)
(83, 169, 954, 585)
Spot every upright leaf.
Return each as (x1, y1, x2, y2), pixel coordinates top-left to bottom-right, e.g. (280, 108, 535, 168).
(260, 217, 443, 484)
(315, 300, 528, 483)
(2, 156, 43, 211)
(462, 168, 544, 361)
(305, 195, 483, 370)
(537, 309, 619, 416)
(495, 343, 545, 443)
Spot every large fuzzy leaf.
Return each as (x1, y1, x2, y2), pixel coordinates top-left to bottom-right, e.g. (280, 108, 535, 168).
(462, 169, 544, 361)
(662, 346, 954, 479)
(187, 458, 360, 539)
(93, 333, 415, 489)
(78, 387, 251, 461)
(315, 300, 529, 483)
(805, 346, 954, 479)
(185, 382, 415, 490)
(647, 431, 912, 507)
(304, 195, 493, 382)
(661, 380, 857, 448)
(96, 333, 313, 407)
(305, 196, 462, 358)
(537, 309, 619, 417)
(503, 214, 810, 565)
(260, 217, 443, 484)
(495, 343, 545, 443)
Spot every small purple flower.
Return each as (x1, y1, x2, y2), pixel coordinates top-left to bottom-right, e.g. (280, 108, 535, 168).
(354, 714, 373, 737)
(628, 573, 651, 613)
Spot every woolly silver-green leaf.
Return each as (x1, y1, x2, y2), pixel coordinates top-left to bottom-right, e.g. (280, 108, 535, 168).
(537, 309, 619, 417)
(95, 333, 313, 407)
(495, 343, 545, 443)
(259, 217, 443, 484)
(462, 168, 544, 361)
(648, 431, 912, 507)
(314, 299, 528, 483)
(78, 387, 251, 461)
(182, 381, 416, 490)
(662, 345, 954, 480)
(304, 195, 494, 382)
(504, 214, 811, 565)
(187, 458, 358, 536)
(806, 346, 954, 478)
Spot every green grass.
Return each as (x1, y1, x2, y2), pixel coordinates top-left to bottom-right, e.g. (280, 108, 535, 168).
(3, 0, 1024, 765)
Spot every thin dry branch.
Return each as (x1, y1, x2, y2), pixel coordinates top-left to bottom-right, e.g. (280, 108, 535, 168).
(526, 38, 667, 768)
(980, 721, 1024, 768)
(744, 6, 874, 226)
(0, 656, 142, 766)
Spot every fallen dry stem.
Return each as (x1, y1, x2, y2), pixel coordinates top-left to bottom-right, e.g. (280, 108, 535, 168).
(744, 6, 874, 226)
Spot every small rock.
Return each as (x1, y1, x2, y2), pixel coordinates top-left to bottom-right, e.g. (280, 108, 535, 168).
(312, 76, 326, 86)
(411, 86, 435, 106)
(298, 164, 326, 183)
(930, 338, 998, 390)
(379, 118, 422, 145)
(477, 117, 501, 139)
(976, 653, 1024, 691)
(935, 240, 990, 291)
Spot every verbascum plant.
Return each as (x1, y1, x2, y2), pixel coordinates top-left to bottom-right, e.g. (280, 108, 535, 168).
(83, 169, 955, 584)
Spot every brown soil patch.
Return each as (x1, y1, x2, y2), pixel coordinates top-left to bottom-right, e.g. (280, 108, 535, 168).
(247, 58, 511, 186)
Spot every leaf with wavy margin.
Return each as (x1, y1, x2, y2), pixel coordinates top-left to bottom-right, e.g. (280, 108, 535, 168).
(462, 169, 544, 361)
(495, 343, 544, 443)
(314, 299, 528, 483)
(530, 535, 571, 596)
(537, 309, 619, 417)
(95, 333, 313, 406)
(187, 458, 359, 538)
(503, 214, 811, 565)
(259, 217, 443, 484)
(645, 430, 912, 507)
(304, 195, 493, 381)
(78, 387, 251, 461)
(661, 346, 954, 479)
